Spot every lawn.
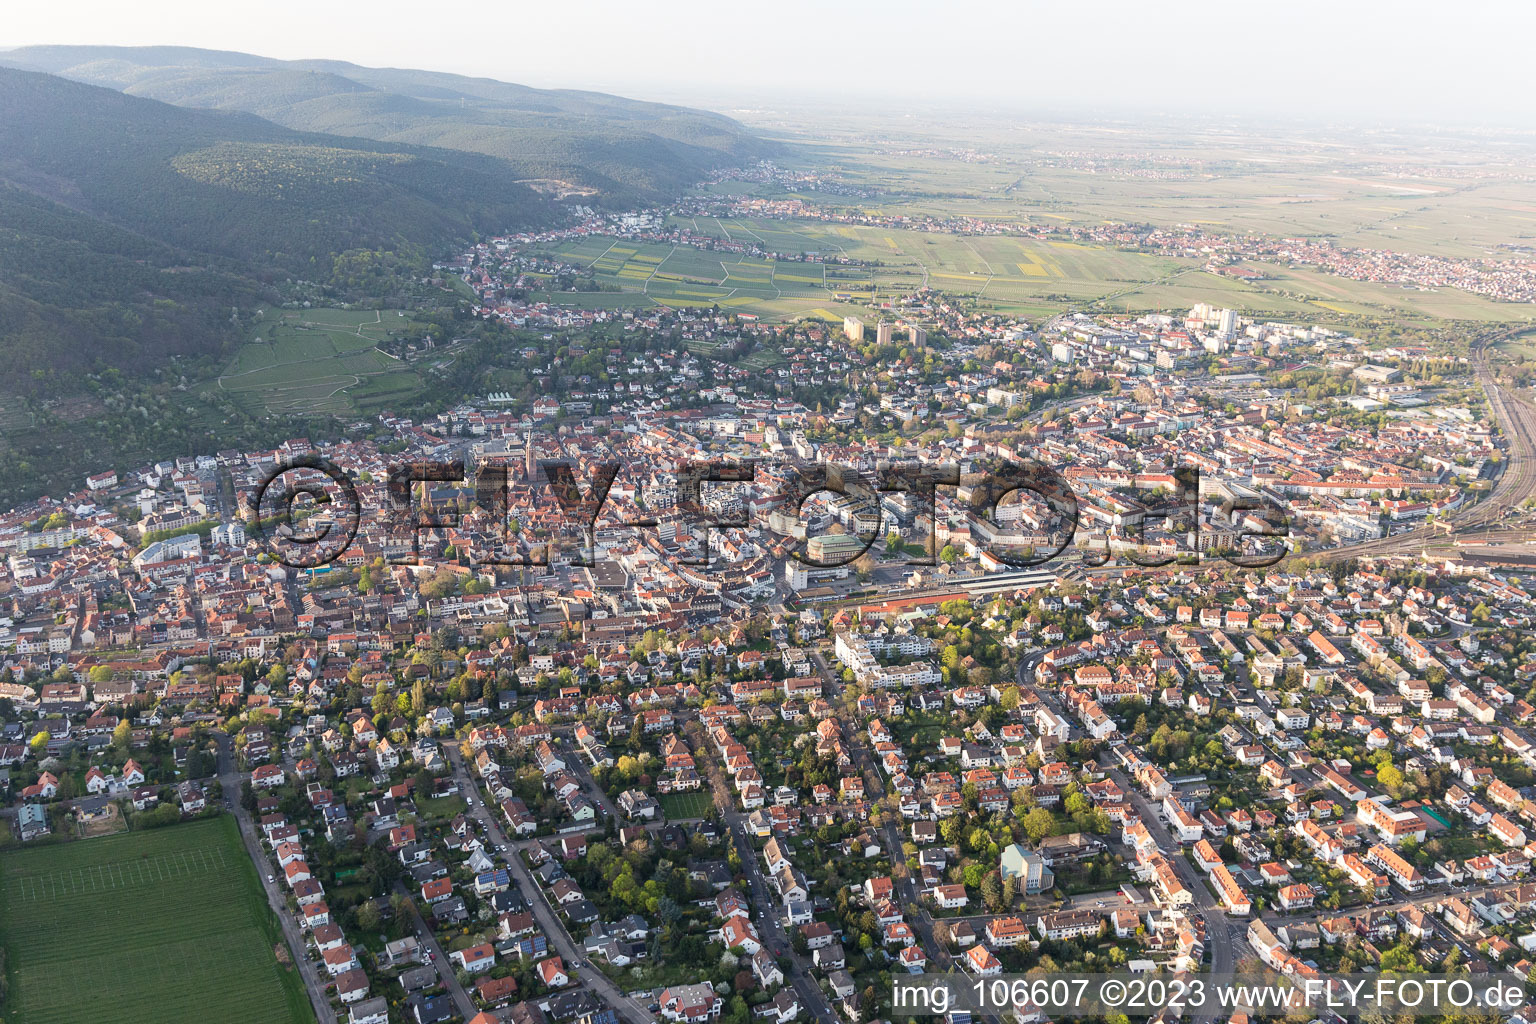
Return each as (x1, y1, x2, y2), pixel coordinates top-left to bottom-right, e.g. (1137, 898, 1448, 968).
(416, 795, 467, 822)
(0, 816, 314, 1024)
(658, 790, 713, 820)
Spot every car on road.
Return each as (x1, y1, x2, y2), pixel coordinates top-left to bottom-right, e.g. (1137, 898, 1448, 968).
(266, 874, 274, 883)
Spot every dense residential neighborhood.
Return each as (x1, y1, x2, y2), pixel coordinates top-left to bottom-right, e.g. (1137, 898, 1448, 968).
(3, 289, 1536, 1024)
(7, 9, 1536, 1024)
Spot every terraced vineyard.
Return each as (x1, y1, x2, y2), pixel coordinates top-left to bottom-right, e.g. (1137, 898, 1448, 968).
(215, 307, 426, 417)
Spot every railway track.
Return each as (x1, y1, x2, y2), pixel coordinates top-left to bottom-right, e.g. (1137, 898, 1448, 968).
(1305, 329, 1536, 562)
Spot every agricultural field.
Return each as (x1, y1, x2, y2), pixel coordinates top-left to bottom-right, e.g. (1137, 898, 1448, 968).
(536, 211, 1536, 325)
(747, 112, 1536, 257)
(0, 816, 313, 1024)
(214, 307, 426, 417)
(531, 222, 1211, 322)
(1227, 264, 1536, 323)
(514, 114, 1536, 328)
(658, 790, 713, 820)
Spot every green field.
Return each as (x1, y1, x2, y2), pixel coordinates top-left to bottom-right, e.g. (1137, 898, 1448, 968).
(530, 213, 1536, 325)
(215, 307, 426, 416)
(658, 790, 713, 819)
(620, 114, 1536, 324)
(0, 817, 314, 1024)
(533, 233, 853, 320)
(417, 794, 467, 821)
(532, 221, 1212, 322)
(1492, 329, 1536, 359)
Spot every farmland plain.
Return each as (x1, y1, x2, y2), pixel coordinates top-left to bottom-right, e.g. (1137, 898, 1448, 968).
(528, 214, 1533, 326)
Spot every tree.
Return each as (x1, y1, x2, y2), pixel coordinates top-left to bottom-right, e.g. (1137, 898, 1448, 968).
(28, 731, 49, 756)
(112, 719, 132, 749)
(355, 899, 382, 933)
(1377, 763, 1404, 791)
(390, 893, 412, 923)
(939, 817, 964, 845)
(616, 755, 640, 783)
(1379, 942, 1420, 972)
(1024, 806, 1056, 842)
(932, 919, 952, 947)
(980, 872, 1004, 912)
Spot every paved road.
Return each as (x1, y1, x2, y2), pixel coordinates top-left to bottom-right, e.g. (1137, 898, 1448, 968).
(687, 708, 833, 1016)
(214, 732, 338, 1024)
(814, 651, 1001, 1022)
(447, 747, 657, 1024)
(1103, 765, 1245, 1024)
(1255, 880, 1510, 932)
(816, 652, 956, 965)
(1009, 660, 1242, 1024)
(394, 882, 477, 1019)
(723, 815, 836, 1021)
(1014, 622, 1494, 985)
(563, 749, 624, 821)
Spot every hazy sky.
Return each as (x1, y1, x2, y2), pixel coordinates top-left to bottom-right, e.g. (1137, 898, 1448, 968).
(4, 0, 1534, 125)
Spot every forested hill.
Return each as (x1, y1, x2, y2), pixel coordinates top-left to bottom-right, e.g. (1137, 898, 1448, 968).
(0, 45, 776, 201)
(0, 66, 552, 387)
(0, 66, 550, 271)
